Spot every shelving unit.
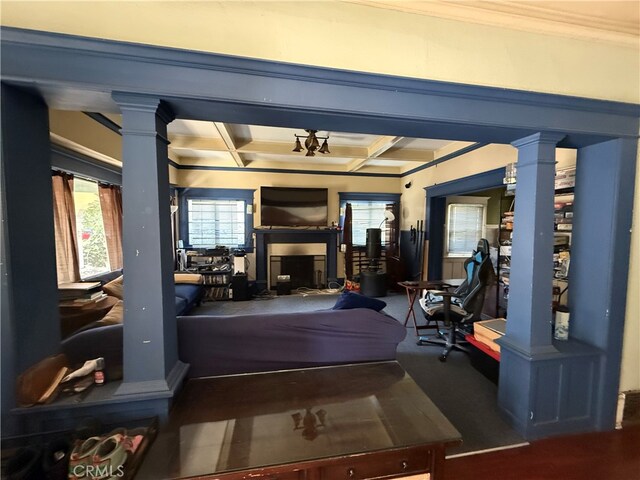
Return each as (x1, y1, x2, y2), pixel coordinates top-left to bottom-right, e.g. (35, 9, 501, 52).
(183, 248, 233, 301)
(496, 166, 575, 318)
(553, 188, 573, 309)
(497, 196, 514, 318)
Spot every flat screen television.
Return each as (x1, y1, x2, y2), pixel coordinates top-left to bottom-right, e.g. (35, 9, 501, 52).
(260, 187, 328, 227)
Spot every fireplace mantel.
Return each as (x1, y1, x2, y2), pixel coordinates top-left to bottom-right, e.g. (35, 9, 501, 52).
(254, 228, 339, 291)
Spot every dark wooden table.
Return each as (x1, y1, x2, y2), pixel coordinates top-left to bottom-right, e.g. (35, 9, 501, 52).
(137, 361, 461, 480)
(397, 279, 464, 336)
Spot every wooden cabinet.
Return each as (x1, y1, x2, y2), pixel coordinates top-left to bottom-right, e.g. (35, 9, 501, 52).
(319, 447, 430, 479)
(137, 362, 459, 480)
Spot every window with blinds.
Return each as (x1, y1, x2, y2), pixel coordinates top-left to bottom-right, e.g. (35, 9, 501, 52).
(447, 203, 484, 256)
(351, 201, 390, 246)
(187, 199, 246, 247)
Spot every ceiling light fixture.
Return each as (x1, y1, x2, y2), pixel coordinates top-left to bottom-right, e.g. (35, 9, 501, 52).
(293, 130, 330, 157)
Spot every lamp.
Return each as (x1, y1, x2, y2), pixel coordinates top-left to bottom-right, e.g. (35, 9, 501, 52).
(291, 408, 327, 441)
(293, 130, 330, 157)
(379, 209, 395, 228)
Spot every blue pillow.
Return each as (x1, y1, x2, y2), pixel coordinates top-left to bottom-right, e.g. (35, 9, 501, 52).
(332, 291, 387, 312)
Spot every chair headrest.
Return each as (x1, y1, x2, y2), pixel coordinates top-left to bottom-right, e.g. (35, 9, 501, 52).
(476, 239, 490, 256)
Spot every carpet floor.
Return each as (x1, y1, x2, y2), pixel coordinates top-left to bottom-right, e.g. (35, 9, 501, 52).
(191, 292, 525, 454)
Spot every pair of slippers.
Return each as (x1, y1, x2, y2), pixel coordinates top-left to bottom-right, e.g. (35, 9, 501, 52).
(68, 428, 145, 480)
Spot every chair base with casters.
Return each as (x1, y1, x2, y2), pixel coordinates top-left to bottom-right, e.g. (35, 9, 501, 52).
(417, 291, 471, 362)
(418, 324, 470, 362)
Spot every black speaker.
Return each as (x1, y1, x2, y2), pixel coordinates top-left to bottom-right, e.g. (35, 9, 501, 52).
(366, 228, 382, 259)
(277, 279, 291, 295)
(230, 274, 249, 301)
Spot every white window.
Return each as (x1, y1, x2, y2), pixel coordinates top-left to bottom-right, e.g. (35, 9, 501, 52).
(446, 200, 486, 256)
(73, 178, 111, 278)
(187, 199, 245, 247)
(350, 201, 391, 246)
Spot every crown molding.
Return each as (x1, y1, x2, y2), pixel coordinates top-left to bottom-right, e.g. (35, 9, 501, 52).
(50, 133, 122, 167)
(348, 1, 639, 48)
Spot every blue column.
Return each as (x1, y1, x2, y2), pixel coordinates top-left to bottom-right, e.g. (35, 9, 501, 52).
(570, 138, 637, 429)
(113, 93, 188, 396)
(1, 85, 59, 434)
(503, 132, 564, 354)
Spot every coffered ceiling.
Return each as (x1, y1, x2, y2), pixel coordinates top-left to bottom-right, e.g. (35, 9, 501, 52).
(165, 119, 461, 174)
(95, 113, 467, 174)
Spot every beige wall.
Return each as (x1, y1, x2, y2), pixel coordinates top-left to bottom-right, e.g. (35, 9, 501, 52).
(177, 168, 400, 280)
(2, 1, 638, 103)
(49, 110, 122, 164)
(400, 144, 578, 230)
(178, 169, 401, 227)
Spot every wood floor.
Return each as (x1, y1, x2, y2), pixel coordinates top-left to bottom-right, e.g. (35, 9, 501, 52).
(444, 425, 640, 480)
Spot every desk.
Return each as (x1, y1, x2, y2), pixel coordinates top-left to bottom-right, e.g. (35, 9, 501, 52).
(397, 280, 463, 336)
(137, 361, 461, 480)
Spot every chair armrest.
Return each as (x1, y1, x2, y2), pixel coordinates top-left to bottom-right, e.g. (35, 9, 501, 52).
(429, 290, 464, 298)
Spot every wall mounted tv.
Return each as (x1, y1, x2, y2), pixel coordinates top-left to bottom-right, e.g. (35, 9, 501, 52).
(260, 187, 328, 227)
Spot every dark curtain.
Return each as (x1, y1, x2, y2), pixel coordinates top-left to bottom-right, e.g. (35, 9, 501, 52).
(343, 203, 353, 279)
(98, 183, 123, 271)
(385, 202, 400, 256)
(52, 171, 80, 283)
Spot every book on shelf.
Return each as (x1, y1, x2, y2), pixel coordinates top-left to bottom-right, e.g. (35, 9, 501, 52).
(474, 318, 507, 353)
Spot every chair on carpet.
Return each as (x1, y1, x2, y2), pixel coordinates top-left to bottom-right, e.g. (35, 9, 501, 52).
(417, 238, 493, 362)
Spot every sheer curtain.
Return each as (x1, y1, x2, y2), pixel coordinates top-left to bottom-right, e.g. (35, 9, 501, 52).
(52, 171, 80, 283)
(98, 183, 123, 271)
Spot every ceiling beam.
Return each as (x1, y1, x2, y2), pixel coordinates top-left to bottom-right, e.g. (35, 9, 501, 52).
(213, 122, 246, 167)
(347, 158, 370, 172)
(168, 135, 227, 151)
(350, 135, 403, 172)
(378, 148, 435, 162)
(367, 136, 402, 157)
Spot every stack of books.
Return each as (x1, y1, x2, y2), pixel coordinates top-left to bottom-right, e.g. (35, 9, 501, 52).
(473, 318, 506, 353)
(59, 282, 106, 306)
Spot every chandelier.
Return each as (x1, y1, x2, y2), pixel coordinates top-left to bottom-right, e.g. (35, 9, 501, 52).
(293, 130, 330, 157)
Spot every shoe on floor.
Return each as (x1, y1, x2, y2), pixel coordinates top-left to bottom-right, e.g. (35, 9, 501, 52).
(4, 446, 44, 480)
(43, 438, 71, 480)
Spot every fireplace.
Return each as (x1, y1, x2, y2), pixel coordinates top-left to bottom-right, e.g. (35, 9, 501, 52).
(254, 228, 339, 291)
(270, 255, 326, 290)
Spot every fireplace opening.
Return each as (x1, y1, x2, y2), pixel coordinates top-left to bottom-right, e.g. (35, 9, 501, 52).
(270, 255, 326, 290)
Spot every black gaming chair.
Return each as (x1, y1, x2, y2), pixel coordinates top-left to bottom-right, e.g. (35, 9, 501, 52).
(417, 238, 493, 361)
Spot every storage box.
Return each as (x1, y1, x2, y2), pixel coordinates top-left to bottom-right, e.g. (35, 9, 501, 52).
(474, 318, 506, 353)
